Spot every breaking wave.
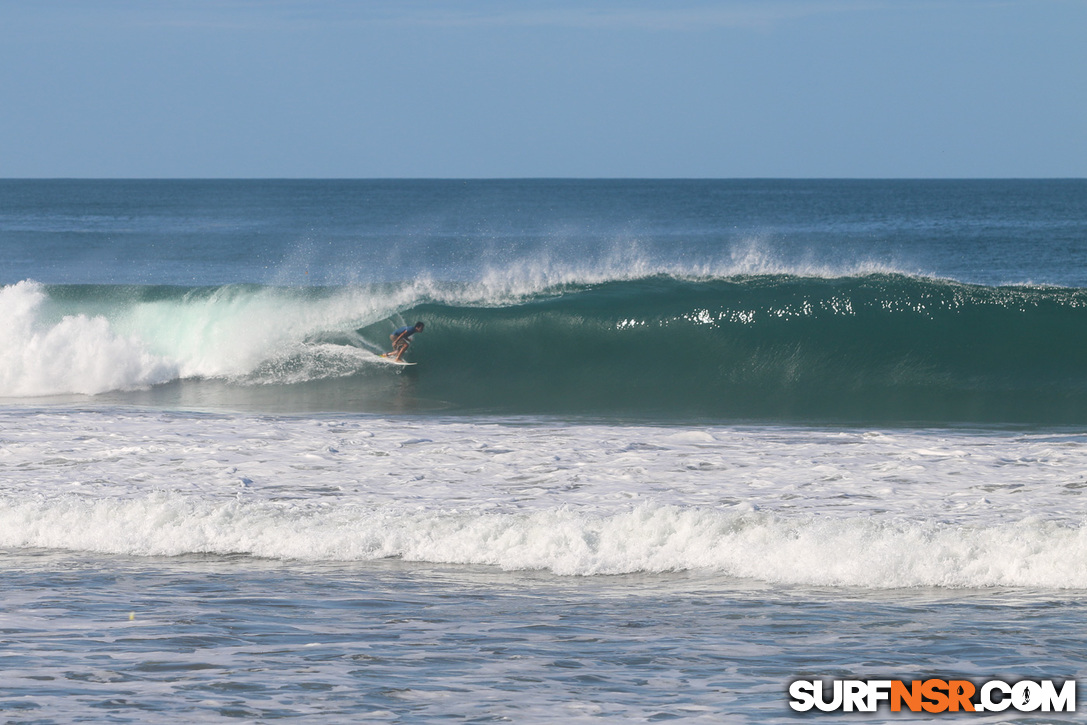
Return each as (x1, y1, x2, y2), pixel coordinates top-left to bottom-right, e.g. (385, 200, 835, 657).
(3, 494, 1086, 588)
(4, 271, 1087, 423)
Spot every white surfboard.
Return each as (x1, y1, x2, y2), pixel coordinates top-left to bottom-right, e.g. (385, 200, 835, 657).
(379, 353, 417, 366)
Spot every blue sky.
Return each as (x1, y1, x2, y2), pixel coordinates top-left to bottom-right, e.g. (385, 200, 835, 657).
(1, 0, 1084, 178)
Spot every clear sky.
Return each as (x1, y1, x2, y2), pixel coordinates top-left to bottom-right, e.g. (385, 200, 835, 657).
(1, 0, 1084, 178)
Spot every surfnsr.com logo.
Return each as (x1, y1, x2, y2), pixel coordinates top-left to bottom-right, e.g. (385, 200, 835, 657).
(788, 679, 1076, 713)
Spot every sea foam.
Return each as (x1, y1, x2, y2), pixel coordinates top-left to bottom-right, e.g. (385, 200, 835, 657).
(3, 410, 1086, 588)
(3, 494, 1086, 588)
(0, 280, 409, 396)
(0, 281, 176, 396)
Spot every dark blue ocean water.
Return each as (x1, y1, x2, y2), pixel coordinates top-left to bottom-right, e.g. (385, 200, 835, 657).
(2, 180, 1087, 722)
(3, 179, 1087, 287)
(4, 179, 1087, 423)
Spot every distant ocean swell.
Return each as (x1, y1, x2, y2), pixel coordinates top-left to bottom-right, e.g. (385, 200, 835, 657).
(2, 494, 1086, 588)
(4, 274, 1087, 423)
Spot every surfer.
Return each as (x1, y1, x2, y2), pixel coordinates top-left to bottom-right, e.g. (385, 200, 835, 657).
(387, 322, 424, 362)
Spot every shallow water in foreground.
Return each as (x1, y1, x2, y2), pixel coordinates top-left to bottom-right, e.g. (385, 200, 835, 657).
(4, 552, 1085, 723)
(2, 408, 1087, 721)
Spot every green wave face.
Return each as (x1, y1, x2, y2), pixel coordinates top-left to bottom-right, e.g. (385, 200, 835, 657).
(14, 275, 1087, 424)
(385, 275, 1087, 423)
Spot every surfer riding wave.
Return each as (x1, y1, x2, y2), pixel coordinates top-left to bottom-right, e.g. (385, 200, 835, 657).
(386, 321, 424, 362)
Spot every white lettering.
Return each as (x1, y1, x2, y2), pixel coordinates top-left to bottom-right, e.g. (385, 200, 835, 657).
(866, 680, 893, 711)
(1013, 680, 1043, 712)
(981, 680, 1012, 712)
(788, 680, 816, 712)
(813, 680, 843, 712)
(1040, 680, 1076, 712)
(843, 681, 868, 712)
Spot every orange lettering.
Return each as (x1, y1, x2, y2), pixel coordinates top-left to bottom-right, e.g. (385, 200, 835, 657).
(891, 680, 923, 712)
(947, 680, 976, 712)
(921, 679, 949, 713)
